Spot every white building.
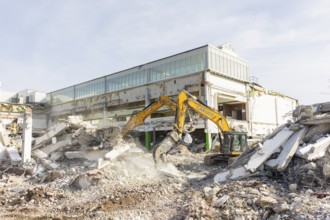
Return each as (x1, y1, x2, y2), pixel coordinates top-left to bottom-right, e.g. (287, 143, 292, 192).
(46, 44, 298, 149)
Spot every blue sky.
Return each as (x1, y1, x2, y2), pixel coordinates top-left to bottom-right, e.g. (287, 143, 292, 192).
(0, 0, 329, 105)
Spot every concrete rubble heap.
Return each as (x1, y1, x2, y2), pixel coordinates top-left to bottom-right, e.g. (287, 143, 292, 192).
(30, 115, 140, 172)
(0, 115, 141, 185)
(215, 102, 330, 188)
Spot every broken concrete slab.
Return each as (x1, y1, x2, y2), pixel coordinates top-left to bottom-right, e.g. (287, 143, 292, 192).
(6, 147, 22, 165)
(65, 150, 109, 161)
(265, 128, 307, 171)
(245, 128, 294, 172)
(296, 135, 330, 160)
(40, 138, 76, 155)
(104, 144, 130, 161)
(33, 122, 69, 148)
(49, 151, 64, 161)
(39, 158, 60, 170)
(187, 173, 207, 181)
(32, 149, 48, 159)
(68, 115, 96, 130)
(46, 162, 60, 170)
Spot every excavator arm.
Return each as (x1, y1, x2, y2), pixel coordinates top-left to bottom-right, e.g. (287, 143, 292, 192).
(153, 90, 236, 164)
(174, 90, 230, 133)
(121, 96, 176, 136)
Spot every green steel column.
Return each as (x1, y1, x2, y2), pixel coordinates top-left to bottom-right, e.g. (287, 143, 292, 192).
(205, 132, 210, 151)
(145, 131, 151, 151)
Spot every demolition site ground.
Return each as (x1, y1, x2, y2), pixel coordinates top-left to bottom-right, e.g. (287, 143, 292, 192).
(0, 103, 330, 219)
(0, 149, 330, 220)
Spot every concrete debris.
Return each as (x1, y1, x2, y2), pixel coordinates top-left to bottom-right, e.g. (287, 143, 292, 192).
(255, 196, 278, 208)
(33, 122, 70, 148)
(49, 151, 64, 161)
(323, 163, 330, 177)
(41, 139, 76, 155)
(70, 174, 92, 190)
(265, 128, 307, 171)
(296, 135, 330, 160)
(70, 170, 102, 190)
(104, 144, 130, 160)
(6, 147, 22, 165)
(156, 163, 184, 178)
(213, 195, 230, 208)
(215, 101, 330, 184)
(32, 149, 48, 159)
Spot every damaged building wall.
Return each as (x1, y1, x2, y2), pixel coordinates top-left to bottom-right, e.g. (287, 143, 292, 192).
(248, 85, 298, 137)
(48, 73, 203, 127)
(47, 71, 298, 150)
(45, 44, 298, 150)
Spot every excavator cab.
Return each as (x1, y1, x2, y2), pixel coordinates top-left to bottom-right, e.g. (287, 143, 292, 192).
(205, 131, 248, 165)
(221, 132, 248, 155)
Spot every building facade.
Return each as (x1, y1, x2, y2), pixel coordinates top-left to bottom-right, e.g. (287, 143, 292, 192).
(46, 44, 297, 149)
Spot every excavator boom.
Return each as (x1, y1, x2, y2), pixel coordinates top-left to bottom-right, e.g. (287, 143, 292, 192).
(153, 90, 247, 164)
(121, 96, 176, 136)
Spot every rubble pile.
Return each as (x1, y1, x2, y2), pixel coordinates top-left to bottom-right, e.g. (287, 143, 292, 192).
(30, 115, 139, 172)
(0, 103, 330, 219)
(180, 177, 330, 219)
(215, 102, 330, 189)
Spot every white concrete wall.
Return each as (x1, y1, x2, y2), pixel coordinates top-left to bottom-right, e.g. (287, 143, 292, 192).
(0, 91, 16, 102)
(248, 94, 297, 136)
(33, 92, 46, 103)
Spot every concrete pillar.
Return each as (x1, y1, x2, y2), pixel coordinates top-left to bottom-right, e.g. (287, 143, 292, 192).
(204, 71, 212, 151)
(22, 109, 32, 163)
(103, 96, 108, 128)
(145, 88, 151, 150)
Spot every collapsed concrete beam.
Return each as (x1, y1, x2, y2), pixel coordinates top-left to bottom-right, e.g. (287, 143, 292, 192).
(33, 122, 69, 148)
(296, 135, 330, 160)
(65, 149, 109, 161)
(0, 143, 7, 161)
(303, 124, 330, 143)
(313, 102, 330, 114)
(265, 128, 307, 171)
(40, 139, 76, 155)
(245, 128, 294, 172)
(0, 122, 10, 146)
(6, 147, 22, 165)
(300, 117, 330, 125)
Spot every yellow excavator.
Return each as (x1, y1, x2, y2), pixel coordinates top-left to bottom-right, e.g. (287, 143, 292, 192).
(152, 90, 248, 164)
(121, 95, 177, 137)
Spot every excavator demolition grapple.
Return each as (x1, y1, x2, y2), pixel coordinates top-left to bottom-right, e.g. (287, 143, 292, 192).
(121, 90, 248, 165)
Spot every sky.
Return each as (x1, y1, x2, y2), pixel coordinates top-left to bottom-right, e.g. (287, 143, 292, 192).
(0, 0, 329, 105)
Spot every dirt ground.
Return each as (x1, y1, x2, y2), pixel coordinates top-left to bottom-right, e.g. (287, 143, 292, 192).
(0, 148, 329, 220)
